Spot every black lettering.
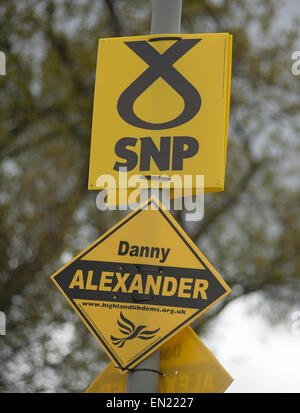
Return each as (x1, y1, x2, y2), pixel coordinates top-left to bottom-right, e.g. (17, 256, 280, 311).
(150, 247, 160, 259)
(129, 245, 139, 257)
(160, 248, 170, 263)
(172, 136, 199, 170)
(113, 137, 138, 171)
(118, 241, 129, 256)
(140, 246, 150, 258)
(140, 137, 171, 171)
(117, 39, 202, 130)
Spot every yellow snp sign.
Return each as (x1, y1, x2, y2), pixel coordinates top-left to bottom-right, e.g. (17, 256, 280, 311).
(86, 326, 233, 393)
(88, 33, 232, 194)
(51, 197, 231, 371)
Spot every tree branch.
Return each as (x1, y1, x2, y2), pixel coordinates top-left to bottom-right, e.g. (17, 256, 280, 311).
(193, 159, 263, 242)
(104, 0, 123, 36)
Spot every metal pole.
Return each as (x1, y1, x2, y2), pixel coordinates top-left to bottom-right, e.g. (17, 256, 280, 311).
(126, 190, 162, 393)
(126, 0, 182, 393)
(151, 0, 182, 34)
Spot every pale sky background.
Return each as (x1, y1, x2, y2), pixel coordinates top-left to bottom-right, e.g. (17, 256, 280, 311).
(203, 296, 300, 393)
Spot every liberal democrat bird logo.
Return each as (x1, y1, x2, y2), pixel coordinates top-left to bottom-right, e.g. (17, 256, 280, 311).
(111, 312, 160, 348)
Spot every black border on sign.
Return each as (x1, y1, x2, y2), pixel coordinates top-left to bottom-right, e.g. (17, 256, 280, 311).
(52, 198, 229, 371)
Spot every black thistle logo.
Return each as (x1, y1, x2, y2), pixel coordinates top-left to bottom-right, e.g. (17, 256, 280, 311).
(117, 39, 201, 130)
(111, 312, 160, 348)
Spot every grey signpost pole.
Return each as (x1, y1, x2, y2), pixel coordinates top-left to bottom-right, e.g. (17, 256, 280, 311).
(126, 0, 182, 393)
(151, 0, 182, 34)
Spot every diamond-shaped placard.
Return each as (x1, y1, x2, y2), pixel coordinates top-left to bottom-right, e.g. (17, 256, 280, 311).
(51, 197, 231, 371)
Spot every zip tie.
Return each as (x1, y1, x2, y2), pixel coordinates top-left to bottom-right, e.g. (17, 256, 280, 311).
(130, 293, 153, 302)
(148, 36, 181, 42)
(115, 366, 165, 376)
(142, 175, 171, 181)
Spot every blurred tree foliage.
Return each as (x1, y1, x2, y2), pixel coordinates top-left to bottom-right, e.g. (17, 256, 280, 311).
(0, 0, 300, 392)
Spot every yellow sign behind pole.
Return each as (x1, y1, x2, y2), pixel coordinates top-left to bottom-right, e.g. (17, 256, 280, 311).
(159, 326, 232, 393)
(86, 326, 233, 393)
(88, 33, 232, 196)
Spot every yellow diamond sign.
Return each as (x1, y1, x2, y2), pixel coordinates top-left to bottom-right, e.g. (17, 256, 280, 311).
(51, 197, 231, 371)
